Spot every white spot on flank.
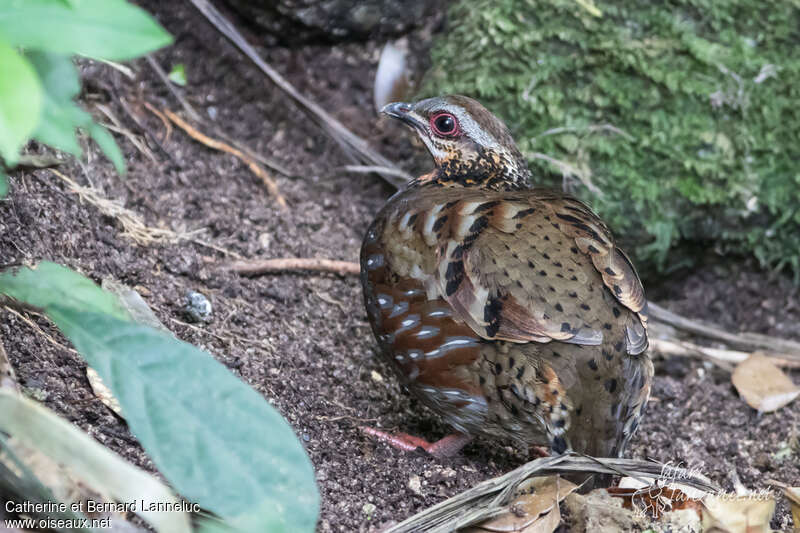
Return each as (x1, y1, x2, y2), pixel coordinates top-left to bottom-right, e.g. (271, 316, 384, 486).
(455, 214, 477, 238)
(458, 201, 483, 215)
(467, 286, 490, 325)
(376, 294, 393, 309)
(423, 204, 444, 246)
(366, 254, 384, 270)
(397, 315, 420, 334)
(498, 203, 524, 219)
(416, 325, 440, 339)
(398, 211, 413, 235)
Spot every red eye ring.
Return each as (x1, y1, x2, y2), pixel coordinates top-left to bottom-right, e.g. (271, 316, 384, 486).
(430, 112, 460, 137)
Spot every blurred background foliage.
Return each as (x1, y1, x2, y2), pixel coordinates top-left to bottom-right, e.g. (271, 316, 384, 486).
(424, 0, 800, 278)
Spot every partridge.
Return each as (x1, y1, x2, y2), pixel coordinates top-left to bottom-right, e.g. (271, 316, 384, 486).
(360, 96, 653, 458)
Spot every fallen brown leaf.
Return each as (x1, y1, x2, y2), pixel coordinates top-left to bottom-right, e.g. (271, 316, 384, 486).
(463, 475, 577, 533)
(731, 353, 800, 412)
(701, 493, 775, 533)
(608, 484, 704, 520)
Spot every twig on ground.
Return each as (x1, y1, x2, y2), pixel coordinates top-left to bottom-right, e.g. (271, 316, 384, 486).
(649, 337, 735, 372)
(50, 169, 188, 245)
(187, 0, 412, 189)
(49, 169, 240, 257)
(339, 165, 412, 182)
(142, 101, 173, 142)
(116, 94, 178, 165)
(145, 55, 204, 123)
(315, 414, 379, 423)
(648, 302, 800, 362)
(227, 258, 360, 276)
(2, 306, 76, 357)
(191, 238, 243, 259)
(208, 127, 295, 178)
(385, 453, 719, 533)
(168, 317, 274, 351)
(142, 67, 293, 178)
(97, 58, 136, 80)
(649, 327, 800, 370)
(95, 104, 158, 164)
(161, 108, 288, 210)
(95, 76, 176, 164)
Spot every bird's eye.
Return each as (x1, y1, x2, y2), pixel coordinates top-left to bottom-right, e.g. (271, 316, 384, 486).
(430, 113, 459, 137)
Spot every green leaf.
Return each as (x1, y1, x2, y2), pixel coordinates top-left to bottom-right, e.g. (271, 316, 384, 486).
(26, 52, 85, 157)
(0, 40, 42, 166)
(26, 52, 125, 172)
(168, 63, 187, 86)
(89, 123, 125, 174)
(52, 311, 319, 529)
(0, 263, 320, 531)
(0, 170, 7, 198)
(0, 262, 130, 321)
(0, 0, 173, 60)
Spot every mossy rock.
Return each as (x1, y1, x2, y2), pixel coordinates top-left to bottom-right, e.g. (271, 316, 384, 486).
(425, 0, 800, 278)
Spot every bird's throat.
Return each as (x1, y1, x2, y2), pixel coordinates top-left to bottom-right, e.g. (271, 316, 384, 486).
(417, 149, 531, 191)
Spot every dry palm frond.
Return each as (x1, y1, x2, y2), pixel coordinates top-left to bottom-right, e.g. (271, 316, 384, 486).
(387, 454, 719, 533)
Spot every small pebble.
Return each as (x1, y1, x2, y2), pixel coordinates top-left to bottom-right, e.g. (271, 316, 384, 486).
(753, 452, 773, 471)
(185, 291, 212, 322)
(408, 475, 423, 495)
(362, 503, 376, 519)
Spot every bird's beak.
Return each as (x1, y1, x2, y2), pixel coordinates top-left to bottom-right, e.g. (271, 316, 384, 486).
(381, 102, 425, 130)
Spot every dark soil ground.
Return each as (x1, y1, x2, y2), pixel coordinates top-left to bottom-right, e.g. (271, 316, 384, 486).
(0, 2, 798, 531)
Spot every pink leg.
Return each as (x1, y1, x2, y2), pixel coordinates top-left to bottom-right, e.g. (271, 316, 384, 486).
(360, 426, 472, 457)
(529, 445, 551, 458)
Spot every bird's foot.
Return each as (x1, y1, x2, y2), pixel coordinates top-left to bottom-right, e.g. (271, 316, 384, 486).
(528, 445, 551, 458)
(360, 426, 472, 457)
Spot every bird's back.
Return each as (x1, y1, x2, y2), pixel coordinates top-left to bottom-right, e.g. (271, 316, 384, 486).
(361, 184, 652, 457)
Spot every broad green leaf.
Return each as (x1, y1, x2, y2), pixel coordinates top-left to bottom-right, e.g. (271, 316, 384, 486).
(48, 311, 319, 530)
(0, 0, 172, 60)
(0, 390, 192, 533)
(0, 171, 7, 198)
(26, 52, 125, 172)
(0, 40, 42, 166)
(0, 262, 130, 321)
(26, 52, 85, 157)
(0, 263, 320, 530)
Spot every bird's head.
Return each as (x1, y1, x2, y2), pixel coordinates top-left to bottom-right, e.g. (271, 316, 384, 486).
(381, 95, 531, 189)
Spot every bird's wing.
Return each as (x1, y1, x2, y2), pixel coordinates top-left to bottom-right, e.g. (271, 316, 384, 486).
(428, 191, 648, 354)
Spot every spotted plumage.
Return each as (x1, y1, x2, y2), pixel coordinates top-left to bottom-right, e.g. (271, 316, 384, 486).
(361, 96, 652, 458)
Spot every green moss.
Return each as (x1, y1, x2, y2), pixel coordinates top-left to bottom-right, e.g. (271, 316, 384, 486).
(425, 0, 800, 278)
